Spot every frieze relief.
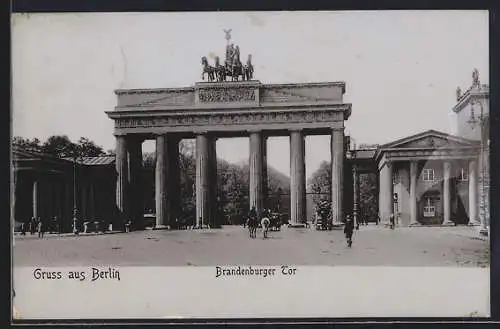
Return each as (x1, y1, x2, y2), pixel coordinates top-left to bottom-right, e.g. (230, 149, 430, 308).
(198, 88, 256, 103)
(115, 110, 340, 129)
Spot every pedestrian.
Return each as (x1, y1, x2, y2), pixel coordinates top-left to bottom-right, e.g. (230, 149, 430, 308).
(37, 217, 45, 238)
(29, 217, 36, 235)
(125, 219, 132, 233)
(344, 215, 354, 247)
(53, 216, 60, 234)
(389, 213, 395, 230)
(20, 222, 26, 236)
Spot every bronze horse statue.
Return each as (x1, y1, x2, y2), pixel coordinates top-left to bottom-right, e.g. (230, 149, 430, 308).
(243, 54, 254, 81)
(202, 50, 254, 82)
(201, 56, 216, 82)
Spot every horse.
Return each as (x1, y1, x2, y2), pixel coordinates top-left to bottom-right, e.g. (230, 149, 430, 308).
(244, 54, 254, 81)
(261, 216, 271, 239)
(227, 60, 245, 81)
(214, 56, 226, 82)
(246, 215, 258, 238)
(201, 56, 216, 82)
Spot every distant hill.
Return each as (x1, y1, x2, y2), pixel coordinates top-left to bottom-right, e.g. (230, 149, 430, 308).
(238, 162, 290, 192)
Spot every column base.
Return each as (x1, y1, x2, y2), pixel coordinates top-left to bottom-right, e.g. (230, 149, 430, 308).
(409, 222, 421, 227)
(193, 225, 211, 230)
(479, 228, 489, 237)
(441, 221, 455, 226)
(288, 223, 307, 228)
(330, 222, 345, 230)
(152, 225, 170, 230)
(468, 222, 480, 226)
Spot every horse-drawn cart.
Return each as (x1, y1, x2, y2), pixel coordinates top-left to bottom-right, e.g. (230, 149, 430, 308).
(268, 212, 282, 231)
(315, 201, 333, 231)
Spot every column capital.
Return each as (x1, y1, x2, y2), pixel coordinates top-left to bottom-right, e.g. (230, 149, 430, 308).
(332, 127, 345, 133)
(289, 128, 304, 133)
(247, 129, 262, 134)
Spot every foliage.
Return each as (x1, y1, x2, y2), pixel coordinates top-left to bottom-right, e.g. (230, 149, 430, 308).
(12, 136, 42, 152)
(307, 161, 378, 219)
(358, 173, 378, 220)
(76, 137, 106, 157)
(307, 161, 332, 207)
(13, 135, 106, 158)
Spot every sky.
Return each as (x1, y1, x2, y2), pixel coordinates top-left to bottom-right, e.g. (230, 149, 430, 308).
(11, 11, 489, 178)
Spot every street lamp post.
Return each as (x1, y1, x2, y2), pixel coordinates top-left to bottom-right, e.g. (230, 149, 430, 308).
(467, 99, 489, 237)
(72, 156, 79, 235)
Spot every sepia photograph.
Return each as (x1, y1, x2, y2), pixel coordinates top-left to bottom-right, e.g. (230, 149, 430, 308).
(11, 10, 490, 320)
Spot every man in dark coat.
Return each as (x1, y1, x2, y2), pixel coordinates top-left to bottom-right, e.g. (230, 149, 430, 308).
(37, 217, 45, 238)
(344, 215, 354, 247)
(389, 213, 395, 230)
(247, 206, 257, 226)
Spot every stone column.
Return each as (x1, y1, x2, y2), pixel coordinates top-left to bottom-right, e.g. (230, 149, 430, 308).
(196, 133, 210, 228)
(128, 138, 144, 229)
(353, 166, 359, 227)
(262, 135, 268, 210)
(81, 182, 88, 221)
(442, 161, 452, 225)
(155, 135, 168, 228)
(156, 135, 181, 229)
(290, 129, 306, 227)
(66, 173, 73, 231)
(331, 128, 344, 226)
(89, 182, 95, 221)
(32, 177, 39, 219)
(409, 161, 418, 225)
(208, 136, 218, 228)
(378, 161, 393, 226)
(468, 160, 479, 225)
(54, 178, 62, 223)
(11, 170, 17, 224)
(167, 137, 181, 227)
(115, 135, 129, 229)
(249, 131, 263, 218)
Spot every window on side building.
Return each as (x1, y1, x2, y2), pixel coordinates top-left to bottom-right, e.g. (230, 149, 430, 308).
(422, 168, 434, 182)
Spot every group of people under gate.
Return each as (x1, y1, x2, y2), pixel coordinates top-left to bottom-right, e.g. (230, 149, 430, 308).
(19, 216, 54, 238)
(245, 206, 284, 230)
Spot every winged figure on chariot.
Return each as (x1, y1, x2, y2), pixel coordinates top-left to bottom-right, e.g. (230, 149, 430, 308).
(201, 29, 254, 82)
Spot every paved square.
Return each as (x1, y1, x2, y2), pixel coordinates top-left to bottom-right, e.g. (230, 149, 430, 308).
(13, 225, 489, 267)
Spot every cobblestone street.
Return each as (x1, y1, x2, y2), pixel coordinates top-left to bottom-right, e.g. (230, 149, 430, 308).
(13, 225, 489, 267)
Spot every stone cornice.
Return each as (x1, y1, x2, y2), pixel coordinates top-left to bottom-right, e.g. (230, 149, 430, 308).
(375, 145, 479, 164)
(110, 107, 345, 136)
(453, 84, 489, 113)
(114, 81, 346, 95)
(263, 81, 346, 94)
(377, 148, 479, 170)
(108, 103, 352, 119)
(115, 86, 195, 95)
